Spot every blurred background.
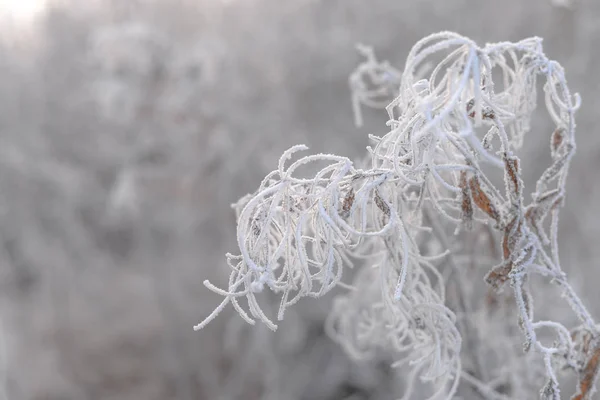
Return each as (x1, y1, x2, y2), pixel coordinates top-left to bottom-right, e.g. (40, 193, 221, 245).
(0, 0, 599, 399)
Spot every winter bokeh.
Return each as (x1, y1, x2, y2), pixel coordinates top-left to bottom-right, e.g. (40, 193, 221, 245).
(1, 0, 600, 399)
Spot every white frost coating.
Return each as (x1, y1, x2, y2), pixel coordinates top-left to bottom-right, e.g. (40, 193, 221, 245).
(197, 32, 599, 400)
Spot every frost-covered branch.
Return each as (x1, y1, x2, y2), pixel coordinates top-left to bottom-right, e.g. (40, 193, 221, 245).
(197, 32, 598, 399)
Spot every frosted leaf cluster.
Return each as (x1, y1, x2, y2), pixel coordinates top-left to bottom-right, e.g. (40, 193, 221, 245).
(197, 32, 599, 399)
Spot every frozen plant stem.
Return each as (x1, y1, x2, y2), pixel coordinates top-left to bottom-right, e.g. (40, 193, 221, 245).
(197, 32, 599, 400)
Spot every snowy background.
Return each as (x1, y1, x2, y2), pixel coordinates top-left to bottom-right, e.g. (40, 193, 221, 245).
(0, 0, 599, 399)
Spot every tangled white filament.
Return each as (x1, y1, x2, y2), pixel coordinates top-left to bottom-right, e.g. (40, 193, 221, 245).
(197, 32, 599, 400)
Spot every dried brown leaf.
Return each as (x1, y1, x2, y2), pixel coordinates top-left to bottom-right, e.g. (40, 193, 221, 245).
(469, 176, 500, 222)
(572, 344, 600, 400)
(459, 171, 473, 228)
(340, 188, 355, 218)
